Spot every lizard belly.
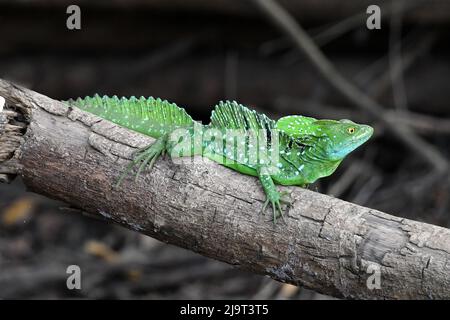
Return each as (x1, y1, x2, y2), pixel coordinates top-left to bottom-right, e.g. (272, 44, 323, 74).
(203, 151, 259, 177)
(222, 162, 258, 177)
(272, 173, 309, 186)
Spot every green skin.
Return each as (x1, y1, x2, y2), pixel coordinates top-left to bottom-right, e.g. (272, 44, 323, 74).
(67, 96, 373, 222)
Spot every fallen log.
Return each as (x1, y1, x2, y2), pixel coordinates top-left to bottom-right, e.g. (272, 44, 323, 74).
(1, 79, 449, 299)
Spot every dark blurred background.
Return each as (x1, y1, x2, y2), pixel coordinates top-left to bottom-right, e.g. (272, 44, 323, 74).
(0, 0, 449, 299)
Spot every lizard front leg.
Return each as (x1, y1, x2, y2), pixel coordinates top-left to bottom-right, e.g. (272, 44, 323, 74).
(257, 167, 290, 223)
(115, 126, 201, 187)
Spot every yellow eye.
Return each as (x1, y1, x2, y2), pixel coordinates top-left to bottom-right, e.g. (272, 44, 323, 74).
(347, 127, 356, 134)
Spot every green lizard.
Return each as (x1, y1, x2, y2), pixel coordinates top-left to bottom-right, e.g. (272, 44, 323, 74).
(67, 95, 373, 222)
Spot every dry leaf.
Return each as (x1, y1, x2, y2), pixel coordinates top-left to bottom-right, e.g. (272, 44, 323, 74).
(84, 240, 119, 263)
(1, 197, 34, 226)
(279, 283, 298, 298)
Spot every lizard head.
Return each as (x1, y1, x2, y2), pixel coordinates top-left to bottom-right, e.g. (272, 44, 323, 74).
(276, 116, 374, 161)
(316, 119, 374, 161)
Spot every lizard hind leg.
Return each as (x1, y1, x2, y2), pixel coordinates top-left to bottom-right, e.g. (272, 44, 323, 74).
(115, 134, 168, 188)
(258, 169, 291, 224)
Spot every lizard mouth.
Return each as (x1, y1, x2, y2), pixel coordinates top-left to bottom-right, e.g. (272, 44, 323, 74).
(354, 125, 373, 141)
(359, 125, 374, 143)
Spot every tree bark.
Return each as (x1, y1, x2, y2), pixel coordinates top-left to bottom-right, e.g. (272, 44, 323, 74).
(1, 79, 449, 299)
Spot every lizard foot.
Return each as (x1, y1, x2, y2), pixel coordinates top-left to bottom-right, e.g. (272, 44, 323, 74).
(260, 190, 291, 223)
(115, 135, 167, 188)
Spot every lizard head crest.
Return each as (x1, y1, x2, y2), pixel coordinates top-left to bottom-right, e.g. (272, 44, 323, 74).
(276, 116, 374, 161)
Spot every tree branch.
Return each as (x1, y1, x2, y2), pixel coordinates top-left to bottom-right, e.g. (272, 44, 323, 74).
(1, 79, 450, 299)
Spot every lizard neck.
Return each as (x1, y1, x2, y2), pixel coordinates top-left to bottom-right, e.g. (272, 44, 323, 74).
(301, 145, 342, 183)
(280, 143, 341, 184)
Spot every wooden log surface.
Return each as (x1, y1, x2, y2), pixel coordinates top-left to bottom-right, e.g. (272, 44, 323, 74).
(0, 78, 449, 299)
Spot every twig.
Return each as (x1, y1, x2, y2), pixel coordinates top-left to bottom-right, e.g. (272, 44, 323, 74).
(389, 110, 450, 135)
(327, 161, 366, 198)
(107, 37, 198, 88)
(351, 174, 383, 206)
(313, 0, 426, 47)
(370, 31, 436, 99)
(250, 0, 448, 173)
(280, 0, 427, 65)
(388, 0, 408, 110)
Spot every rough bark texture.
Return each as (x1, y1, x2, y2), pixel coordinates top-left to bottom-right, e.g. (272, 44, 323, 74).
(0, 79, 449, 299)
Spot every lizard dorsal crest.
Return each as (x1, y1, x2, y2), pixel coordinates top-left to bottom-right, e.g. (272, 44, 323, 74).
(210, 101, 275, 131)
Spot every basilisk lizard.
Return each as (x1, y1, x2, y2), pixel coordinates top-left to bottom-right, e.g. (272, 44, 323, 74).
(67, 95, 373, 222)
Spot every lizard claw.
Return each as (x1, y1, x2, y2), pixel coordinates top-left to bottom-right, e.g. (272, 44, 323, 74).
(260, 192, 289, 224)
(260, 199, 270, 215)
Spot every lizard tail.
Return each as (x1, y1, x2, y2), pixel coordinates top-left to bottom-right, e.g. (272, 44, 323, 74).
(66, 94, 194, 138)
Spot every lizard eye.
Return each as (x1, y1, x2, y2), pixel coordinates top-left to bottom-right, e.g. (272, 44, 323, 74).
(347, 127, 356, 134)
